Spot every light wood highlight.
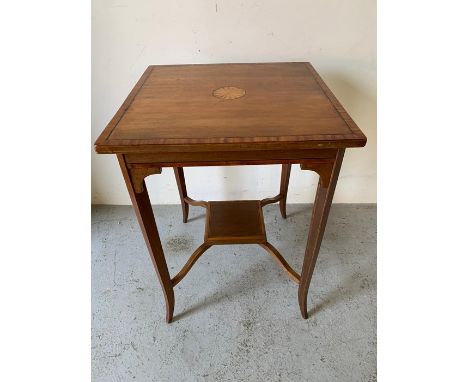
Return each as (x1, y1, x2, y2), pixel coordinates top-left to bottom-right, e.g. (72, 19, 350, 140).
(213, 86, 246, 100)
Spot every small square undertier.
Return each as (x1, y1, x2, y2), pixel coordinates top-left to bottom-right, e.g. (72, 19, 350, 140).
(205, 201, 267, 245)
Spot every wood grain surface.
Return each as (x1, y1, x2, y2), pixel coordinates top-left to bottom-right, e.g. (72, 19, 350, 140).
(96, 63, 368, 322)
(95, 63, 366, 153)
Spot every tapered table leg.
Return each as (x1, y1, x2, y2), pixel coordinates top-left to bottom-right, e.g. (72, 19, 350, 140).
(118, 155, 175, 323)
(279, 164, 292, 218)
(298, 149, 345, 319)
(173, 167, 189, 223)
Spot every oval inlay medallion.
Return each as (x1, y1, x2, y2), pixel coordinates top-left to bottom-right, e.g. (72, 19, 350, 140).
(213, 86, 246, 100)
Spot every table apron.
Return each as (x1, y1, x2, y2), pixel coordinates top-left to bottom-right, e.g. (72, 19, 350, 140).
(124, 148, 338, 167)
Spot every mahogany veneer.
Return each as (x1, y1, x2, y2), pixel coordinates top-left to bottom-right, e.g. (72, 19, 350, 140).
(205, 201, 266, 245)
(95, 62, 367, 323)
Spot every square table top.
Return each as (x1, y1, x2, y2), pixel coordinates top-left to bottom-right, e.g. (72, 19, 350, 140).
(95, 62, 366, 154)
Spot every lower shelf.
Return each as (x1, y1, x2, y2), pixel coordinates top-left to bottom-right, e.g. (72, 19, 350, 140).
(171, 199, 301, 287)
(205, 200, 266, 245)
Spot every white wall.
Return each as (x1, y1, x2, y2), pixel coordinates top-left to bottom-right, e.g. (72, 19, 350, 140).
(92, 0, 376, 205)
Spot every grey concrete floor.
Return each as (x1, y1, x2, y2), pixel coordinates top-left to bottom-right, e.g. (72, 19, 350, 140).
(92, 204, 376, 382)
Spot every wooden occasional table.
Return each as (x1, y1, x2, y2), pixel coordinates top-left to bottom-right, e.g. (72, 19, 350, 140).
(95, 63, 367, 323)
